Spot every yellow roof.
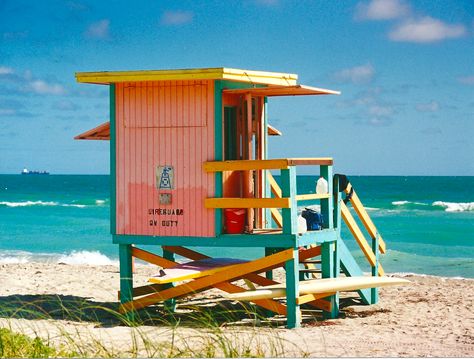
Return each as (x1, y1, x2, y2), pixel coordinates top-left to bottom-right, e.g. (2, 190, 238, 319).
(75, 67, 298, 86)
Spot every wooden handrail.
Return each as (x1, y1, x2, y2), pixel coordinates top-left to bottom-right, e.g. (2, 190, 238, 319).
(341, 201, 384, 276)
(295, 193, 330, 201)
(205, 197, 291, 209)
(204, 158, 333, 172)
(344, 184, 386, 254)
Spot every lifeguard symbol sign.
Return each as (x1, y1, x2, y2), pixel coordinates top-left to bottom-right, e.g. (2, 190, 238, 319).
(156, 165, 174, 190)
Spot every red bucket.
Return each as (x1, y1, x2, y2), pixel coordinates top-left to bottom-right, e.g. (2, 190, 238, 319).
(224, 208, 246, 234)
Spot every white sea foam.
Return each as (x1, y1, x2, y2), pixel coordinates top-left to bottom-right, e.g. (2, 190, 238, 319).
(392, 200, 410, 205)
(57, 250, 119, 266)
(432, 201, 474, 212)
(364, 207, 380, 211)
(0, 200, 59, 207)
(62, 204, 87, 208)
(0, 250, 118, 266)
(0, 255, 30, 264)
(392, 200, 428, 206)
(0, 200, 107, 208)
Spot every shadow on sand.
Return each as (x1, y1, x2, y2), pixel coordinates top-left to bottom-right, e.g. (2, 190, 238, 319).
(0, 293, 379, 328)
(0, 294, 282, 328)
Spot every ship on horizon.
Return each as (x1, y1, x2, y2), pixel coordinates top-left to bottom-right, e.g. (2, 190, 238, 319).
(21, 168, 49, 175)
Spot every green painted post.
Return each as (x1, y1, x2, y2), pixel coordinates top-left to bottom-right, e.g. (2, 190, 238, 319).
(281, 167, 300, 328)
(371, 233, 380, 304)
(333, 175, 341, 232)
(281, 167, 297, 235)
(321, 242, 339, 319)
(162, 248, 177, 312)
(265, 247, 274, 280)
(320, 165, 333, 229)
(214, 80, 223, 236)
(119, 243, 134, 321)
(110, 84, 116, 235)
(285, 249, 301, 328)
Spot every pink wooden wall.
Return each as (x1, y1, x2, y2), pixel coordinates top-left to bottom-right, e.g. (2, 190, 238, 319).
(115, 80, 215, 237)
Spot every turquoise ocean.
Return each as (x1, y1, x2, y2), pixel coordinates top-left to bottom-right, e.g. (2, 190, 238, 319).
(0, 175, 473, 278)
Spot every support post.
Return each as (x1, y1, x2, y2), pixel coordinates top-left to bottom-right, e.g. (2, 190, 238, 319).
(264, 247, 274, 280)
(214, 81, 223, 235)
(320, 165, 333, 229)
(162, 247, 177, 312)
(285, 248, 301, 328)
(281, 166, 300, 328)
(119, 243, 134, 321)
(281, 167, 297, 235)
(321, 241, 339, 319)
(371, 233, 380, 303)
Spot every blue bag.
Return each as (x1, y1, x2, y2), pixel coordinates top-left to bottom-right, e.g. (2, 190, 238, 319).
(301, 207, 324, 231)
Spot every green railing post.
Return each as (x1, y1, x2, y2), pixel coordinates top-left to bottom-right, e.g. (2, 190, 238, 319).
(119, 243, 134, 322)
(214, 80, 223, 235)
(162, 248, 177, 312)
(321, 241, 340, 319)
(281, 167, 297, 235)
(371, 233, 380, 303)
(320, 165, 334, 229)
(281, 166, 300, 328)
(285, 248, 301, 328)
(333, 175, 342, 232)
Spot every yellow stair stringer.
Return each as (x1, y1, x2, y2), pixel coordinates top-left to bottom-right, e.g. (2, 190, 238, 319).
(344, 183, 386, 254)
(341, 201, 385, 276)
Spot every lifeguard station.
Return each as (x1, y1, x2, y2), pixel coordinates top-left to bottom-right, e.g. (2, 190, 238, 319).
(75, 67, 392, 328)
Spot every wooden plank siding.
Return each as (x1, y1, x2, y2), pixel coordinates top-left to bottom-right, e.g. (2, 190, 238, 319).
(115, 80, 215, 237)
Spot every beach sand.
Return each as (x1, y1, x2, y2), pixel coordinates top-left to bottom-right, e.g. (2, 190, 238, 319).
(0, 262, 472, 357)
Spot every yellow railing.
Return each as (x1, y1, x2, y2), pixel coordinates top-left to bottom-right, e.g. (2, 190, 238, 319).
(341, 183, 386, 276)
(204, 158, 333, 233)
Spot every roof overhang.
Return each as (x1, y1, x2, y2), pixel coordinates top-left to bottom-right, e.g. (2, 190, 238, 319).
(75, 121, 282, 140)
(222, 84, 340, 97)
(74, 121, 110, 140)
(75, 67, 298, 86)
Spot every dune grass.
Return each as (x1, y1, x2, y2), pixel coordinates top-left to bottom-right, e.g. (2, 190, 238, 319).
(0, 294, 307, 358)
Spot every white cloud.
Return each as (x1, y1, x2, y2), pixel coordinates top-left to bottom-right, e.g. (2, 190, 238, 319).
(355, 0, 410, 20)
(161, 11, 194, 26)
(85, 19, 110, 39)
(0, 66, 14, 75)
(416, 101, 440, 112)
(458, 75, 474, 85)
(53, 100, 79, 111)
(28, 80, 66, 95)
(369, 104, 394, 117)
(334, 64, 375, 84)
(389, 16, 466, 43)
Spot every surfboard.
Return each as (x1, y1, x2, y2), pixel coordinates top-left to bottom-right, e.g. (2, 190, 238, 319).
(149, 257, 248, 284)
(225, 276, 410, 301)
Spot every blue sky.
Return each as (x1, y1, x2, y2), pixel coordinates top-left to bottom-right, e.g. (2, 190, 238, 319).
(0, 0, 473, 175)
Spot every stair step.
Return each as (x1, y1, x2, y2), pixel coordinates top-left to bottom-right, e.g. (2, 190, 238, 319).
(301, 260, 321, 264)
(300, 269, 321, 273)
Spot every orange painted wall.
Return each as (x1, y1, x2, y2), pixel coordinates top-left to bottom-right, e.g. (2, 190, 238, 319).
(115, 80, 215, 237)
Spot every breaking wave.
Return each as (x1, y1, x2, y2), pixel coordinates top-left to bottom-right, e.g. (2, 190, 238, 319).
(432, 201, 474, 212)
(0, 200, 58, 207)
(0, 249, 118, 266)
(0, 199, 108, 208)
